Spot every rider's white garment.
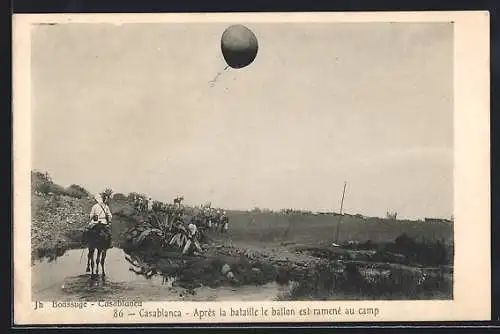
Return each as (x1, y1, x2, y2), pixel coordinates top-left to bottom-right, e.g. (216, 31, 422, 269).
(89, 202, 112, 226)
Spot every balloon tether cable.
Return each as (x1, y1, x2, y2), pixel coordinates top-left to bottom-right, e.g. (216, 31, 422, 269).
(209, 65, 230, 87)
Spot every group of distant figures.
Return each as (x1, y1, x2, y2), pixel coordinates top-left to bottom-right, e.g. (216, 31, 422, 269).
(129, 195, 185, 212)
(130, 194, 155, 213)
(191, 208, 230, 235)
(129, 194, 229, 235)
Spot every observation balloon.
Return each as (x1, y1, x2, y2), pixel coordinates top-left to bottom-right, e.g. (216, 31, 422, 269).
(221, 25, 259, 69)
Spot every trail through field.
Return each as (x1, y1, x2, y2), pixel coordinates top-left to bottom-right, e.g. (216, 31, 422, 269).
(31, 248, 288, 302)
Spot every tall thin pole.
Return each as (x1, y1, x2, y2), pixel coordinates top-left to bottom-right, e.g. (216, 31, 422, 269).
(334, 181, 347, 245)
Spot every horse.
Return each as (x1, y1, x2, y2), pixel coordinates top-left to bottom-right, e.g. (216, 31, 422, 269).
(85, 223, 112, 279)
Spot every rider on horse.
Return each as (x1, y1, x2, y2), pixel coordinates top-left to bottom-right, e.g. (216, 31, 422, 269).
(86, 193, 113, 248)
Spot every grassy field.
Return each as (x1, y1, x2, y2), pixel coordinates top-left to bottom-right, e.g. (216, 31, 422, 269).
(224, 210, 453, 246)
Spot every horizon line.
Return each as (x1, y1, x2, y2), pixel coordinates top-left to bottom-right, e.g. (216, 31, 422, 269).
(31, 169, 454, 222)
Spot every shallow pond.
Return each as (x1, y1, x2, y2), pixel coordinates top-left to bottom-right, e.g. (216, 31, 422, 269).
(31, 248, 288, 302)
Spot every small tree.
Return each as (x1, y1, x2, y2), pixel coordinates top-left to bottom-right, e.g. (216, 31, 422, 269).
(100, 188, 114, 200)
(113, 193, 127, 201)
(31, 170, 53, 192)
(65, 184, 90, 198)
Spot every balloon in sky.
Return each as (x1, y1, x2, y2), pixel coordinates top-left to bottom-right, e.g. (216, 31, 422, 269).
(221, 25, 259, 69)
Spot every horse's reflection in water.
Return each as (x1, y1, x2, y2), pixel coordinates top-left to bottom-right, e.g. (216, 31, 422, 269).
(87, 273, 106, 287)
(62, 274, 123, 299)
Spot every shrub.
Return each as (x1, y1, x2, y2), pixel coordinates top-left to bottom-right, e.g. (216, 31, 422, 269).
(64, 184, 90, 198)
(32, 170, 54, 193)
(31, 170, 86, 198)
(152, 200, 164, 212)
(37, 182, 67, 196)
(32, 170, 52, 184)
(384, 233, 452, 267)
(113, 193, 127, 201)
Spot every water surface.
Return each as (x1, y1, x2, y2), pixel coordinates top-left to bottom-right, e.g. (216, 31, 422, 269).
(32, 248, 285, 301)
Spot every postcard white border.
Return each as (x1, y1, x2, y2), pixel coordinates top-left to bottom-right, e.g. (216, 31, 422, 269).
(13, 11, 491, 324)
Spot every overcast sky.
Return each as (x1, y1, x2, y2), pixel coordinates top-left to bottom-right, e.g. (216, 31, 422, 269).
(31, 22, 453, 219)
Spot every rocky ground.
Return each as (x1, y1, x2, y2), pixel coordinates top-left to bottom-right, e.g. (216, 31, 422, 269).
(31, 192, 141, 262)
(31, 192, 92, 262)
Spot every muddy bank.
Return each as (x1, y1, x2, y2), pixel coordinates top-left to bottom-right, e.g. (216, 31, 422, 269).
(123, 246, 281, 291)
(115, 217, 453, 299)
(122, 240, 452, 300)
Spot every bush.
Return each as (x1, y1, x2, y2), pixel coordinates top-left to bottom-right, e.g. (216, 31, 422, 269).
(113, 193, 127, 201)
(32, 170, 52, 184)
(32, 170, 94, 200)
(32, 170, 54, 193)
(384, 233, 452, 267)
(37, 182, 67, 196)
(64, 184, 90, 198)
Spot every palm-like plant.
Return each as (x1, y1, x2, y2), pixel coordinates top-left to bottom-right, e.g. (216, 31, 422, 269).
(143, 199, 193, 251)
(100, 188, 114, 200)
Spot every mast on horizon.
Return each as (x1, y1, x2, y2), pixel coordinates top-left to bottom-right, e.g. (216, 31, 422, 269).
(333, 181, 347, 246)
